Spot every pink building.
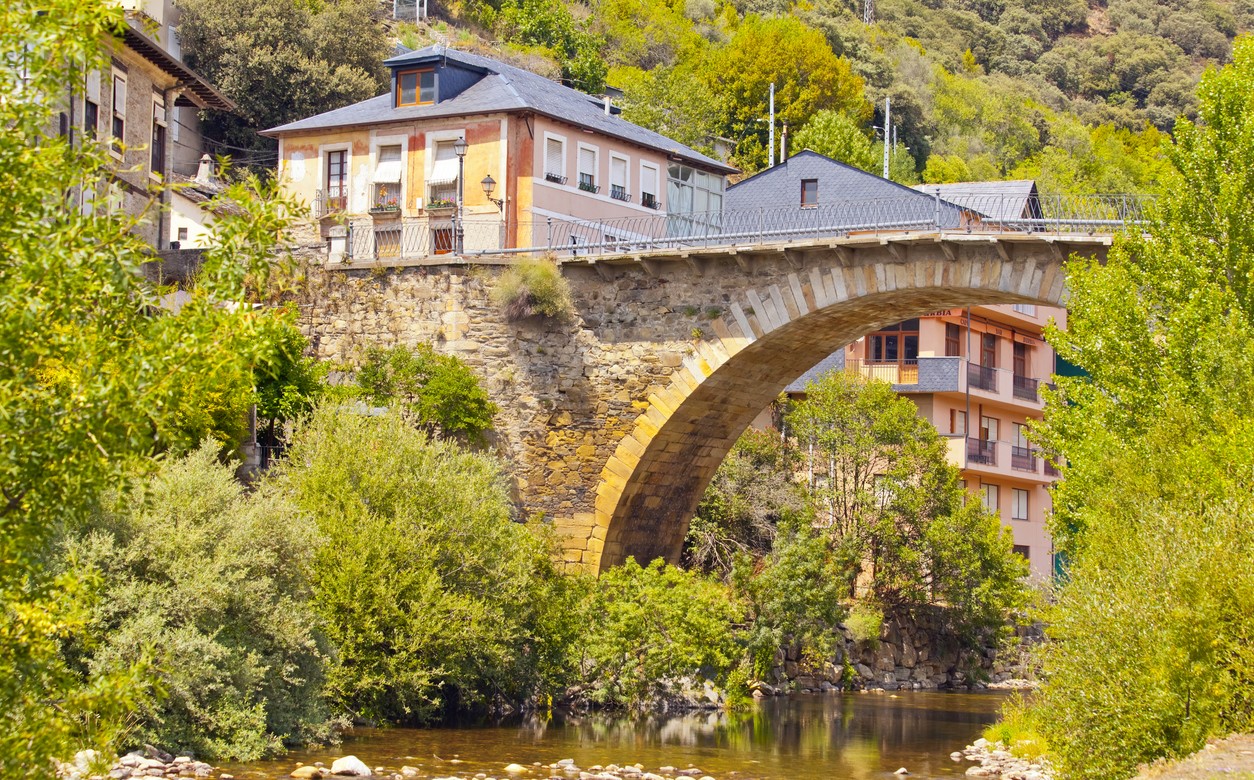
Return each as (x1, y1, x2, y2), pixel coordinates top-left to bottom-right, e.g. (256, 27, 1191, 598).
(263, 46, 736, 260)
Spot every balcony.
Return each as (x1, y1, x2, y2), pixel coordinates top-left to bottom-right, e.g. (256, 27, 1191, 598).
(642, 193, 659, 210)
(967, 438, 997, 466)
(968, 363, 997, 392)
(314, 188, 347, 218)
(1011, 445, 1038, 473)
(1013, 374, 1040, 401)
(1044, 460, 1061, 478)
(611, 185, 631, 202)
(545, 172, 567, 185)
(842, 358, 919, 386)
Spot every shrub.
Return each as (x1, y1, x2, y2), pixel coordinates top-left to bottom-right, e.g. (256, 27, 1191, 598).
(845, 602, 883, 645)
(492, 256, 575, 321)
(60, 444, 334, 760)
(983, 693, 1048, 761)
(356, 344, 497, 442)
(277, 406, 582, 724)
(582, 558, 743, 708)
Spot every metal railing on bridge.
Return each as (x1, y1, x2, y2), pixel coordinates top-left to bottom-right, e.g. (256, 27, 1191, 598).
(336, 192, 1151, 264)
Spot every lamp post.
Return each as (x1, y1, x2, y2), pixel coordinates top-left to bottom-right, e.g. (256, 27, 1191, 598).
(453, 136, 467, 254)
(481, 174, 505, 250)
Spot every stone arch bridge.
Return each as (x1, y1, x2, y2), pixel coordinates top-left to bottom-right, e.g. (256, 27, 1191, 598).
(298, 230, 1111, 572)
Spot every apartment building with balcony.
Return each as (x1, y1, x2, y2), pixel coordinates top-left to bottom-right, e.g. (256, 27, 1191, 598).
(786, 304, 1064, 579)
(262, 46, 736, 262)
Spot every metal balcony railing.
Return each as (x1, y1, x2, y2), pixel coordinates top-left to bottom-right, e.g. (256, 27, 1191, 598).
(1044, 460, 1062, 478)
(968, 438, 997, 466)
(968, 363, 997, 392)
(842, 359, 919, 385)
(1013, 374, 1040, 401)
(1011, 445, 1038, 473)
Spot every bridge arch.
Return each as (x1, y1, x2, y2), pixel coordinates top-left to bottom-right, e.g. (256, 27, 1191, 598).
(584, 235, 1086, 572)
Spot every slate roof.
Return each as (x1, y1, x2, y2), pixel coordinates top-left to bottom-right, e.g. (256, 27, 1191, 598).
(785, 351, 847, 394)
(263, 46, 735, 174)
(725, 150, 966, 229)
(912, 180, 1041, 221)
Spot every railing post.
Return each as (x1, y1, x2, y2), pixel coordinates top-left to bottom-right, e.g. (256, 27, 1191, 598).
(934, 188, 941, 231)
(346, 223, 354, 262)
(546, 217, 553, 251)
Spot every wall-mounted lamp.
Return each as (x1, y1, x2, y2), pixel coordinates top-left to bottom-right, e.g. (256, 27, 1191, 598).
(481, 174, 504, 210)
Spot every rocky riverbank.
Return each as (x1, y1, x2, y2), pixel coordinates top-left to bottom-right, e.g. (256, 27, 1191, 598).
(284, 756, 739, 780)
(952, 738, 1053, 780)
(58, 746, 229, 780)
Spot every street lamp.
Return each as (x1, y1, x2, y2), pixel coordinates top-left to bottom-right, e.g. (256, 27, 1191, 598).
(453, 137, 467, 254)
(481, 174, 503, 209)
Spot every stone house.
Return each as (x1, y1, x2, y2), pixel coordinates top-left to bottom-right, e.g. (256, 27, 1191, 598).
(262, 45, 737, 262)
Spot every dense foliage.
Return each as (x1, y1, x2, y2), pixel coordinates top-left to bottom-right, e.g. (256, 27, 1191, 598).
(0, 3, 302, 774)
(176, 0, 391, 163)
(1026, 37, 1254, 779)
(785, 371, 1028, 634)
(356, 343, 498, 441)
(61, 446, 334, 760)
(491, 256, 576, 322)
(277, 407, 579, 724)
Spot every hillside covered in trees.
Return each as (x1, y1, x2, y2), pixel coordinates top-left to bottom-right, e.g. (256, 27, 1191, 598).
(372, 0, 1246, 193)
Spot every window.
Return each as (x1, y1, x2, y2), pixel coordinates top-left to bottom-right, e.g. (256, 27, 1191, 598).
(578, 145, 598, 193)
(667, 162, 723, 233)
(372, 144, 403, 208)
(84, 71, 100, 140)
(396, 69, 435, 107)
(325, 149, 347, 212)
(544, 136, 566, 184)
(641, 163, 660, 209)
(1012, 544, 1030, 560)
(980, 415, 999, 442)
(1013, 303, 1036, 316)
(801, 178, 818, 207)
(1013, 342, 1028, 377)
(177, 227, 188, 242)
(427, 140, 459, 205)
(982, 484, 1000, 516)
(866, 320, 919, 365)
(150, 94, 167, 177)
(609, 154, 629, 201)
(1012, 488, 1029, 521)
(1013, 423, 1029, 449)
(432, 226, 454, 254)
(951, 409, 967, 436)
(981, 333, 997, 367)
(945, 322, 961, 357)
(110, 70, 127, 156)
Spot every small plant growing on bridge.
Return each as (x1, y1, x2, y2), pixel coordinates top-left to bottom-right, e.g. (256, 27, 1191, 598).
(493, 255, 575, 322)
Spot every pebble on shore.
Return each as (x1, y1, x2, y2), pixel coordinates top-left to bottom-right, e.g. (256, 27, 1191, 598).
(958, 737, 1053, 780)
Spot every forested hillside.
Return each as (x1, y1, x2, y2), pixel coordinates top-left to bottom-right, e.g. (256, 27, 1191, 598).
(388, 0, 1247, 192)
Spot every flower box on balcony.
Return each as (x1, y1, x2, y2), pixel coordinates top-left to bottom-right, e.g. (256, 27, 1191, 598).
(369, 204, 401, 217)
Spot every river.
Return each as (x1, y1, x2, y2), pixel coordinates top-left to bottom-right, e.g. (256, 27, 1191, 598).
(220, 691, 1006, 780)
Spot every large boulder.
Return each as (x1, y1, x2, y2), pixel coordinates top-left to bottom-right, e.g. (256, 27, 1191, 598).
(330, 756, 372, 777)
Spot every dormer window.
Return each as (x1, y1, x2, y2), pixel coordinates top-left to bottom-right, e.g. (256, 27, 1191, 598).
(397, 69, 436, 107)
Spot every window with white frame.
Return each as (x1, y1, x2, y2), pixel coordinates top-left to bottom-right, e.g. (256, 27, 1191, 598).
(324, 149, 348, 212)
(640, 162, 660, 209)
(577, 145, 598, 193)
(982, 483, 1000, 516)
(372, 144, 403, 209)
(150, 93, 167, 177)
(609, 154, 629, 202)
(1011, 488, 1029, 521)
(84, 71, 100, 140)
(110, 69, 127, 156)
(544, 136, 566, 184)
(427, 140, 459, 206)
(667, 162, 724, 236)
(1013, 304, 1037, 316)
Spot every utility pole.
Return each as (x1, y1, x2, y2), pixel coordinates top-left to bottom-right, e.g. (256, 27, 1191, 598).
(882, 96, 890, 179)
(864, 0, 875, 25)
(768, 82, 776, 168)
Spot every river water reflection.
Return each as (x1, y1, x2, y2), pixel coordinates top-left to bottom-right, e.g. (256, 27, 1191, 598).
(223, 692, 1006, 780)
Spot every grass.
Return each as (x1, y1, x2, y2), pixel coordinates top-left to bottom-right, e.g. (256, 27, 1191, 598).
(983, 693, 1050, 761)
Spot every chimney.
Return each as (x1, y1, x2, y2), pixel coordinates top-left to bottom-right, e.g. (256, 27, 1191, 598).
(195, 153, 214, 185)
(604, 95, 611, 115)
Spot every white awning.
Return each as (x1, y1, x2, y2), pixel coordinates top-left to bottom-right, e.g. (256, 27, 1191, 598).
(428, 157, 459, 186)
(372, 160, 403, 184)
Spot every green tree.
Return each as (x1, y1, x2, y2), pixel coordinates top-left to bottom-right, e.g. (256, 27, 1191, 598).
(709, 16, 870, 171)
(254, 324, 323, 448)
(356, 344, 497, 442)
(1025, 36, 1254, 778)
(792, 110, 877, 172)
(785, 372, 1026, 633)
(684, 428, 804, 576)
(61, 445, 334, 760)
(176, 0, 390, 163)
(497, 0, 608, 92)
(0, 2, 301, 774)
(277, 407, 581, 723)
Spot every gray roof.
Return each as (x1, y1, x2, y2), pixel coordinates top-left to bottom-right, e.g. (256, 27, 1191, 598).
(263, 46, 735, 174)
(785, 351, 846, 393)
(911, 180, 1041, 221)
(725, 150, 966, 230)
